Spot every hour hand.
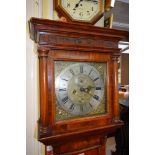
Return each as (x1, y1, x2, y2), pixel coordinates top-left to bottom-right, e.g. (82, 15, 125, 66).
(80, 86, 94, 93)
(87, 85, 95, 90)
(80, 87, 88, 92)
(73, 0, 83, 10)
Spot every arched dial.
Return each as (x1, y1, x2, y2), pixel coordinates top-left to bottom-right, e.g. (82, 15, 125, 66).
(55, 63, 104, 116)
(61, 0, 100, 21)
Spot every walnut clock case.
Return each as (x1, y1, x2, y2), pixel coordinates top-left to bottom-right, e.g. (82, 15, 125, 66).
(29, 18, 128, 155)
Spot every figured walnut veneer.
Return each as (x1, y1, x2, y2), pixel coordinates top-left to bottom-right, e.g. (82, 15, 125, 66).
(29, 17, 128, 155)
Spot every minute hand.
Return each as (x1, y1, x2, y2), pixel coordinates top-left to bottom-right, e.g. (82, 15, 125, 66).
(73, 0, 98, 11)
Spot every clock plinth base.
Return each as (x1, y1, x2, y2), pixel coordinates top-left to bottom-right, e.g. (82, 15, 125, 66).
(52, 135, 106, 155)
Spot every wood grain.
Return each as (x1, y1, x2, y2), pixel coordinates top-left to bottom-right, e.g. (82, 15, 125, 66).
(29, 18, 128, 155)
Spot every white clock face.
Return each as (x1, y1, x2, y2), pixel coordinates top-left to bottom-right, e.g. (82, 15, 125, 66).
(55, 63, 105, 116)
(61, 0, 100, 21)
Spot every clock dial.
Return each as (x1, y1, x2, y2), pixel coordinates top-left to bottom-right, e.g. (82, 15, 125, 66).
(60, 0, 101, 21)
(55, 61, 107, 121)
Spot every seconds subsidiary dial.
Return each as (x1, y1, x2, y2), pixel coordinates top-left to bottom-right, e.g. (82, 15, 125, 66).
(55, 61, 107, 121)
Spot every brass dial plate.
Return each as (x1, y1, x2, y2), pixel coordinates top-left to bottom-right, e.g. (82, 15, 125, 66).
(54, 61, 107, 121)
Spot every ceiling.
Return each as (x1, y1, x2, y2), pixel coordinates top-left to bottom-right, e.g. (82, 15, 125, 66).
(111, 0, 129, 31)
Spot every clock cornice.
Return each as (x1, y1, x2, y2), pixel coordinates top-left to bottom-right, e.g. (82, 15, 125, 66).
(29, 18, 128, 54)
(29, 17, 128, 42)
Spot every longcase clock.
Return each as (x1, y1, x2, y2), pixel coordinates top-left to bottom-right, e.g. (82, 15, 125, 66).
(29, 17, 128, 155)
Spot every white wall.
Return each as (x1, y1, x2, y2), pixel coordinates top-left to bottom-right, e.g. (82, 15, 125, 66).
(26, 0, 45, 155)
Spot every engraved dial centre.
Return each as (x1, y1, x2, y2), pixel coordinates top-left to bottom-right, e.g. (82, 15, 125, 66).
(68, 74, 95, 105)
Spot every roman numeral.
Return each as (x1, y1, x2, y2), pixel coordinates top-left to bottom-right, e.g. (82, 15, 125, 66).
(80, 65, 83, 73)
(80, 105, 83, 112)
(94, 1, 98, 4)
(96, 87, 101, 90)
(89, 103, 93, 108)
(93, 77, 99, 81)
(61, 78, 68, 81)
(67, 3, 70, 7)
(62, 96, 68, 104)
(59, 88, 67, 91)
(69, 69, 75, 75)
(93, 95, 99, 101)
(88, 68, 93, 76)
(70, 104, 75, 110)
